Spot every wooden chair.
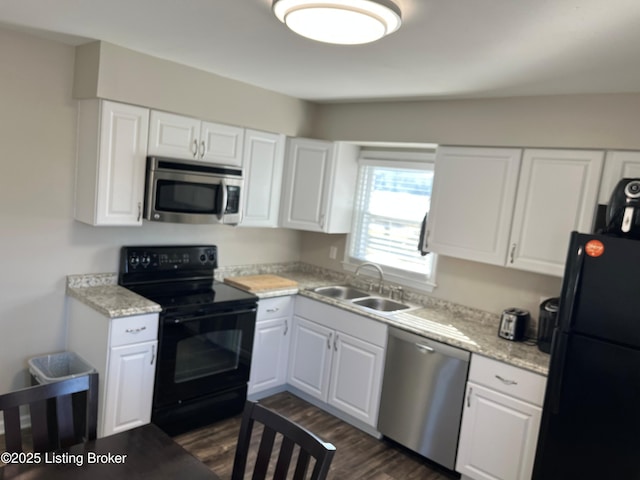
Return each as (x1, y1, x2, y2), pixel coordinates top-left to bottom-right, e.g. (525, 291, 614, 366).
(232, 400, 336, 480)
(0, 372, 98, 453)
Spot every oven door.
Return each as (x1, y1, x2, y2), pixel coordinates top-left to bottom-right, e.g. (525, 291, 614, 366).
(154, 306, 256, 408)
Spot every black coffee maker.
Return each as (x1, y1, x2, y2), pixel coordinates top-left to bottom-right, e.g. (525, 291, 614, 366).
(538, 298, 559, 353)
(604, 178, 640, 238)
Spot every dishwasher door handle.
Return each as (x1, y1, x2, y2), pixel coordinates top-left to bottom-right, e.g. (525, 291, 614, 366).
(415, 342, 435, 353)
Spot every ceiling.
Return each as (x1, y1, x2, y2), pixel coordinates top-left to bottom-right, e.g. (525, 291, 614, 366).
(2, 0, 640, 103)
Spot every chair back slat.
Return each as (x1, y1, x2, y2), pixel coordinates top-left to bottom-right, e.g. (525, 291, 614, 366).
(85, 373, 99, 441)
(273, 437, 295, 478)
(232, 400, 335, 480)
(56, 393, 76, 448)
(29, 399, 50, 452)
(253, 427, 277, 480)
(0, 373, 98, 453)
(3, 407, 22, 453)
(292, 450, 311, 480)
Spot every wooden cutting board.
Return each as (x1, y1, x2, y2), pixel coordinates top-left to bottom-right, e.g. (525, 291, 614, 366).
(224, 274, 298, 293)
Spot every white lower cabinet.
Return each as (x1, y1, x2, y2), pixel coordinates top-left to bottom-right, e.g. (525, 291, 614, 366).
(103, 341, 156, 435)
(456, 355, 546, 480)
(248, 296, 292, 397)
(287, 297, 386, 428)
(67, 298, 158, 438)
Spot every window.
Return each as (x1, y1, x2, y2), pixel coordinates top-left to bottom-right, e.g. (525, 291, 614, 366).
(346, 150, 437, 290)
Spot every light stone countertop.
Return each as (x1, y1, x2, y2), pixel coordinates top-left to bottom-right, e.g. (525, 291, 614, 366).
(235, 269, 550, 376)
(66, 273, 162, 318)
(66, 264, 549, 375)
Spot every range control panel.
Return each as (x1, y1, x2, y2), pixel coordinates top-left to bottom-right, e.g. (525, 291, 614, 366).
(120, 245, 218, 273)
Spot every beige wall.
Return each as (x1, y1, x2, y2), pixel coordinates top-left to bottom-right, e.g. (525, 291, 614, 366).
(0, 28, 305, 393)
(313, 95, 640, 149)
(298, 233, 563, 320)
(74, 41, 316, 137)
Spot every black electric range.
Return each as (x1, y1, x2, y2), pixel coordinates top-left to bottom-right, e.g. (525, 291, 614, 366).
(118, 245, 258, 436)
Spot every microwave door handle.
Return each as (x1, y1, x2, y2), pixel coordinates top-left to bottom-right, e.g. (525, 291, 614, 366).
(218, 179, 228, 220)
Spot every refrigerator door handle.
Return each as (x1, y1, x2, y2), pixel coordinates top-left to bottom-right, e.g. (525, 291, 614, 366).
(561, 240, 586, 331)
(548, 332, 569, 414)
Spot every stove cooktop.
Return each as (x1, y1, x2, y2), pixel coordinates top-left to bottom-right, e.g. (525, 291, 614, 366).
(127, 280, 257, 310)
(118, 245, 258, 313)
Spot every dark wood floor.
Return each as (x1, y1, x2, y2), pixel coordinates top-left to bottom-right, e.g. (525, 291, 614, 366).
(174, 392, 459, 480)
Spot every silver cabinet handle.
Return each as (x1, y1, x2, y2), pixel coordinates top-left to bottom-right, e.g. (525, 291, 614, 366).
(319, 213, 325, 229)
(327, 332, 332, 350)
(125, 326, 147, 334)
(510, 243, 517, 263)
(415, 343, 435, 354)
(334, 334, 339, 351)
(283, 319, 288, 336)
(495, 374, 518, 386)
(150, 344, 156, 365)
(199, 140, 205, 159)
(266, 307, 280, 313)
(191, 139, 199, 157)
(137, 202, 142, 222)
(467, 387, 472, 407)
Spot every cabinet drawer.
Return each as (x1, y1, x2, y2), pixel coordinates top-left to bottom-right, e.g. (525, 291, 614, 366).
(469, 354, 546, 406)
(258, 296, 293, 321)
(110, 313, 159, 347)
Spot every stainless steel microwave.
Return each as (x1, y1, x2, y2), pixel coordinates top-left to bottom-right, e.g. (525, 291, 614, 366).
(144, 157, 243, 225)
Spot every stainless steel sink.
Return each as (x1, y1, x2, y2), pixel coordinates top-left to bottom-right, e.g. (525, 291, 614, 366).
(352, 297, 412, 313)
(312, 285, 369, 300)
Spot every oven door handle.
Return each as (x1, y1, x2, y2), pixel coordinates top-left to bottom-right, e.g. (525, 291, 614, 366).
(167, 307, 257, 324)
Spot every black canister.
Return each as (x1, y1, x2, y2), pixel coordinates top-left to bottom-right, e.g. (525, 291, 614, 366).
(538, 297, 559, 353)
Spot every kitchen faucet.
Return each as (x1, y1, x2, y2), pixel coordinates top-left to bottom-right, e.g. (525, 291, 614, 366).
(354, 262, 384, 294)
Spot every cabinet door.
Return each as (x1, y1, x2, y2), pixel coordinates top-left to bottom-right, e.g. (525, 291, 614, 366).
(456, 382, 542, 480)
(508, 149, 604, 276)
(598, 150, 640, 204)
(287, 316, 333, 401)
(200, 121, 244, 166)
(328, 331, 384, 427)
(248, 317, 291, 395)
(75, 100, 149, 226)
(97, 101, 149, 226)
(427, 147, 522, 265)
(241, 130, 285, 227)
(280, 138, 334, 232)
(102, 341, 156, 437)
(148, 110, 199, 159)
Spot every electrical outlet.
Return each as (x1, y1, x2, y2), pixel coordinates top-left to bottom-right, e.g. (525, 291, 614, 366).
(329, 246, 338, 260)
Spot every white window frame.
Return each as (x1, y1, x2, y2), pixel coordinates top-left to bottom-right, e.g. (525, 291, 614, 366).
(344, 149, 438, 292)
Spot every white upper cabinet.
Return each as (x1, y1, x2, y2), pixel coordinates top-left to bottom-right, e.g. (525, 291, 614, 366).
(279, 138, 359, 233)
(427, 146, 603, 277)
(148, 110, 244, 166)
(426, 147, 523, 265)
(508, 149, 603, 276)
(240, 129, 286, 227)
(598, 150, 640, 204)
(74, 100, 149, 226)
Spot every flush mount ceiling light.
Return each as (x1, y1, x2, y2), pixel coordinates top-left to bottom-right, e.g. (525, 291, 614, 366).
(272, 0, 402, 45)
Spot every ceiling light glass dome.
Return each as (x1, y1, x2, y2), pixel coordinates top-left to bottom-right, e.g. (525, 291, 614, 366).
(272, 0, 402, 45)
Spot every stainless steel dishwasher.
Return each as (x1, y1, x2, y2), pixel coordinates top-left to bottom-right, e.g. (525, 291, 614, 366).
(377, 326, 470, 470)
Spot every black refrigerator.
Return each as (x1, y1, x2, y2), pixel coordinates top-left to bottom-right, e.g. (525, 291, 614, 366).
(533, 232, 640, 479)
